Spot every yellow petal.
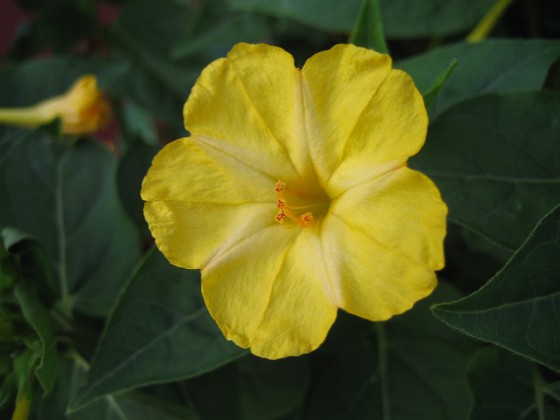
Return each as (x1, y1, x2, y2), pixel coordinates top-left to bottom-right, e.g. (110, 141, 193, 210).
(142, 137, 276, 268)
(184, 43, 311, 183)
(141, 137, 272, 204)
(301, 44, 427, 196)
(321, 217, 437, 321)
(332, 167, 447, 271)
(202, 225, 337, 359)
(321, 167, 447, 320)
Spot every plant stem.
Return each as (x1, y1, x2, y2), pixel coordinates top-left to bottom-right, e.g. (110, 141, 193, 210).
(375, 322, 391, 420)
(532, 366, 545, 420)
(466, 0, 515, 42)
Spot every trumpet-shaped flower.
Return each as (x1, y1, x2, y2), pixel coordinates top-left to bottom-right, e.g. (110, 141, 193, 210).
(0, 75, 111, 134)
(142, 43, 447, 359)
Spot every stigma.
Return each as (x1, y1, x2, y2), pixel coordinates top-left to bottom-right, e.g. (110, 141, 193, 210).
(274, 181, 314, 227)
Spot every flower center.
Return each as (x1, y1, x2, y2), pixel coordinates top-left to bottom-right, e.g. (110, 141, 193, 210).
(274, 180, 328, 227)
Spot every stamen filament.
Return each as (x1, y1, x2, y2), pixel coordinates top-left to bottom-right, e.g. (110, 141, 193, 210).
(274, 180, 315, 227)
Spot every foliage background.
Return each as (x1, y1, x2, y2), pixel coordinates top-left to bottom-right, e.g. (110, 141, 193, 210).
(1, 0, 560, 418)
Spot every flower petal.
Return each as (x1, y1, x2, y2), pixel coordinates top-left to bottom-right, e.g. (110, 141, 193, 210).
(201, 225, 337, 359)
(142, 137, 276, 268)
(141, 137, 272, 204)
(184, 43, 311, 182)
(301, 44, 427, 196)
(322, 167, 447, 320)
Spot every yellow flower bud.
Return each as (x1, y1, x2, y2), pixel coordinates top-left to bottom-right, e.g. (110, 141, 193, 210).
(0, 75, 111, 135)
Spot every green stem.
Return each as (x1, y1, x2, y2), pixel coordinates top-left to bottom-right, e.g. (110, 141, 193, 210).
(466, 0, 515, 42)
(55, 154, 72, 317)
(375, 322, 391, 420)
(532, 367, 545, 420)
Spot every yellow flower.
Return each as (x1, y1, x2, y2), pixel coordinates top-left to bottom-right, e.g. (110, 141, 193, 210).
(142, 43, 447, 359)
(0, 75, 111, 134)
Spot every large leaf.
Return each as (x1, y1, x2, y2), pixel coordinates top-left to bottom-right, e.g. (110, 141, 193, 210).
(398, 40, 560, 118)
(31, 356, 199, 420)
(0, 128, 140, 316)
(72, 248, 245, 409)
(433, 203, 560, 372)
(411, 92, 560, 259)
(303, 283, 476, 419)
(231, 0, 491, 37)
(185, 356, 309, 420)
(466, 348, 560, 419)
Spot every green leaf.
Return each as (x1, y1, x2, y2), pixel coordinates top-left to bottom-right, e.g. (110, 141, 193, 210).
(0, 128, 140, 316)
(186, 356, 309, 420)
(411, 92, 560, 259)
(231, 0, 491, 37)
(422, 59, 458, 110)
(466, 348, 560, 419)
(117, 141, 158, 238)
(398, 40, 560, 118)
(72, 248, 245, 410)
(14, 283, 57, 395)
(31, 356, 199, 420)
(303, 283, 476, 419)
(230, 0, 362, 33)
(2, 228, 56, 303)
(378, 0, 491, 39)
(433, 203, 560, 372)
(349, 0, 388, 54)
(0, 57, 127, 108)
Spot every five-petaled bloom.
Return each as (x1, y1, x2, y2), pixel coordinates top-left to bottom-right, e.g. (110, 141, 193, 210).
(141, 43, 447, 359)
(0, 75, 111, 134)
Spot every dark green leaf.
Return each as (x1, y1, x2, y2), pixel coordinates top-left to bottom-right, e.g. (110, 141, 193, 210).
(422, 59, 458, 110)
(14, 283, 57, 395)
(411, 92, 560, 259)
(398, 40, 560, 118)
(0, 57, 128, 108)
(31, 356, 199, 420)
(72, 249, 245, 410)
(466, 348, 560, 419)
(349, 0, 388, 54)
(433, 203, 560, 372)
(231, 0, 491, 37)
(117, 141, 158, 238)
(186, 356, 309, 420)
(303, 283, 476, 419)
(2, 228, 56, 303)
(378, 0, 491, 38)
(0, 128, 140, 316)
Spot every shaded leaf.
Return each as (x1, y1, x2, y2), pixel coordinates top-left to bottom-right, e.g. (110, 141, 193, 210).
(14, 283, 57, 395)
(303, 283, 476, 419)
(72, 248, 245, 409)
(31, 356, 199, 420)
(411, 92, 560, 259)
(466, 348, 560, 419)
(231, 0, 491, 37)
(433, 203, 560, 372)
(0, 128, 140, 316)
(398, 40, 560, 118)
(186, 356, 309, 420)
(349, 0, 388, 54)
(2, 228, 56, 304)
(422, 59, 458, 110)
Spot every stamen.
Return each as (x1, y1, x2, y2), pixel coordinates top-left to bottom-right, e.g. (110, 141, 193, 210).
(274, 180, 314, 227)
